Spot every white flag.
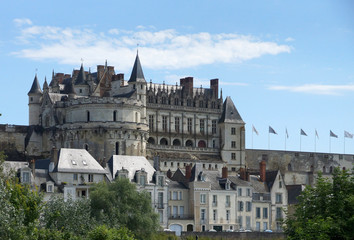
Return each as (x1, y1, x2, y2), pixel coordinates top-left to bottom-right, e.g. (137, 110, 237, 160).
(344, 131, 353, 139)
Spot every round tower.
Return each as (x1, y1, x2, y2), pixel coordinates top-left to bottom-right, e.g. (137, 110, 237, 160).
(28, 74, 43, 125)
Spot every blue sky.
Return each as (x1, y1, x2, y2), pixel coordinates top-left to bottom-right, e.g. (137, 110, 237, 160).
(1, 0, 353, 154)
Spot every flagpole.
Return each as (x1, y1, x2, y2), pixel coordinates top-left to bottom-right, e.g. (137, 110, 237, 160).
(314, 131, 316, 153)
(300, 134, 302, 152)
(329, 136, 331, 153)
(268, 131, 270, 150)
(344, 135, 345, 154)
(252, 127, 254, 149)
(285, 128, 287, 151)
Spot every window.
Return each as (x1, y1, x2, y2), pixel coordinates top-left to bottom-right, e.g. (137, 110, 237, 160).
(73, 174, 78, 181)
(159, 210, 163, 223)
(246, 201, 252, 212)
(276, 193, 283, 204)
(172, 206, 178, 217)
(140, 175, 145, 186)
(172, 191, 178, 200)
(178, 191, 182, 200)
(148, 95, 154, 103)
(263, 207, 268, 219)
(246, 216, 251, 230)
(200, 119, 205, 134)
(276, 222, 282, 231)
(276, 207, 282, 220)
(247, 188, 251, 196)
(263, 222, 268, 231)
(238, 188, 242, 196)
(161, 96, 166, 104)
(213, 209, 217, 221)
(231, 141, 236, 148)
(238, 216, 243, 228)
(279, 180, 282, 188)
(226, 210, 230, 221)
(87, 111, 90, 122)
(187, 99, 192, 107)
(201, 209, 206, 220)
(256, 222, 261, 231)
(226, 195, 231, 207)
(158, 176, 164, 187)
(82, 160, 87, 166)
(231, 127, 236, 135)
(175, 117, 180, 133)
(162, 116, 168, 132)
(238, 201, 244, 211)
(113, 111, 117, 121)
(187, 118, 193, 133)
(212, 195, 217, 206)
(179, 206, 184, 216)
(88, 174, 94, 182)
(200, 193, 206, 204)
(149, 115, 154, 132)
(47, 184, 53, 193)
(231, 153, 236, 160)
(22, 172, 30, 183)
(115, 142, 119, 155)
(256, 207, 261, 218)
(71, 160, 77, 165)
(158, 192, 164, 209)
(199, 100, 203, 108)
(212, 120, 217, 134)
(174, 98, 179, 105)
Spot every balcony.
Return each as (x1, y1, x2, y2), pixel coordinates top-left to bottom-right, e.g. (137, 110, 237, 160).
(168, 214, 194, 220)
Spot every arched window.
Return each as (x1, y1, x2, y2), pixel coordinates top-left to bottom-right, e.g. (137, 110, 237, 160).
(162, 97, 166, 104)
(148, 137, 155, 144)
(160, 138, 168, 145)
(198, 140, 206, 148)
(114, 142, 119, 155)
(329, 166, 333, 173)
(87, 111, 90, 122)
(199, 101, 203, 108)
(288, 164, 292, 171)
(322, 166, 326, 173)
(185, 140, 193, 147)
(187, 99, 192, 107)
(173, 139, 181, 146)
(174, 98, 179, 105)
(113, 111, 117, 121)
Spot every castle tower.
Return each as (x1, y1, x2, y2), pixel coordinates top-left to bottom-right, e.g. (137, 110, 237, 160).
(128, 53, 147, 124)
(219, 96, 245, 170)
(28, 74, 42, 125)
(74, 63, 90, 96)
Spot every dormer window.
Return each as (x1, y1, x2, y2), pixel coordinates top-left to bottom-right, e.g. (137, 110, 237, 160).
(71, 160, 77, 165)
(82, 160, 87, 166)
(158, 176, 164, 187)
(226, 181, 230, 190)
(22, 171, 30, 183)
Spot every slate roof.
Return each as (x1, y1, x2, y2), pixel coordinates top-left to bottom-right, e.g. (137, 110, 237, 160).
(108, 155, 155, 182)
(75, 64, 87, 85)
(286, 185, 303, 205)
(265, 170, 279, 190)
(128, 53, 145, 83)
(219, 96, 244, 124)
(28, 75, 42, 95)
(55, 148, 107, 174)
(35, 159, 51, 169)
(112, 90, 136, 98)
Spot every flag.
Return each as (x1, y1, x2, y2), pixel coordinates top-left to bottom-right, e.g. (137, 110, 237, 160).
(269, 126, 277, 134)
(286, 128, 289, 139)
(330, 130, 338, 138)
(344, 131, 353, 139)
(252, 125, 259, 135)
(315, 129, 319, 139)
(300, 129, 307, 136)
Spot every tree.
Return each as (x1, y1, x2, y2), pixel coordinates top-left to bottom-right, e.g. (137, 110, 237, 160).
(90, 178, 159, 240)
(88, 225, 136, 240)
(284, 168, 354, 240)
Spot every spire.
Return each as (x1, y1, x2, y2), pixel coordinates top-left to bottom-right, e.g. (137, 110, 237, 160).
(43, 77, 49, 91)
(28, 74, 42, 95)
(64, 81, 76, 96)
(75, 63, 87, 85)
(128, 53, 145, 83)
(219, 96, 244, 124)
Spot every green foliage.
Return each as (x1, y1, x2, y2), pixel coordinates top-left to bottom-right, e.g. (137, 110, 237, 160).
(42, 195, 94, 236)
(284, 168, 354, 240)
(90, 178, 159, 240)
(88, 225, 136, 240)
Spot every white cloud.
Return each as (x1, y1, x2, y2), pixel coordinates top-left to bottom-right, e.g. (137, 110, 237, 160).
(12, 21, 291, 71)
(285, 37, 295, 42)
(13, 18, 32, 27)
(269, 84, 354, 95)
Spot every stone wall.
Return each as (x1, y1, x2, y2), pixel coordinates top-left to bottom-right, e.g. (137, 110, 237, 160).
(181, 231, 285, 239)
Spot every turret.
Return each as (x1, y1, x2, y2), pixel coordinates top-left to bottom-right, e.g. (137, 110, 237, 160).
(74, 63, 89, 96)
(218, 96, 245, 170)
(28, 74, 42, 125)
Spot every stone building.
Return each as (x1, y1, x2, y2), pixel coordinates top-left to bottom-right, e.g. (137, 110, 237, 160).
(24, 53, 246, 172)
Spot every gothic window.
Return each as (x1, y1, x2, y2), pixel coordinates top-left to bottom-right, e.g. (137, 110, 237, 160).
(149, 115, 154, 132)
(115, 142, 119, 155)
(174, 98, 179, 105)
(148, 95, 154, 103)
(200, 119, 205, 134)
(212, 120, 217, 134)
(162, 97, 166, 104)
(187, 99, 192, 107)
(173, 139, 181, 146)
(87, 111, 90, 122)
(199, 100, 203, 108)
(175, 117, 180, 133)
(186, 140, 193, 147)
(160, 138, 168, 145)
(113, 111, 117, 121)
(147, 137, 155, 144)
(187, 118, 193, 133)
(198, 140, 206, 148)
(211, 101, 215, 109)
(162, 116, 168, 132)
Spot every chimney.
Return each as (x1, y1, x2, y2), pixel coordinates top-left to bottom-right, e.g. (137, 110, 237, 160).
(210, 78, 219, 98)
(260, 160, 266, 182)
(185, 164, 192, 180)
(51, 147, 59, 167)
(180, 77, 194, 96)
(30, 159, 35, 178)
(222, 166, 228, 179)
(97, 65, 105, 80)
(245, 168, 250, 181)
(239, 167, 246, 181)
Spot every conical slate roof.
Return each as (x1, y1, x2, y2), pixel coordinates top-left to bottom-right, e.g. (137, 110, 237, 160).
(128, 53, 145, 83)
(28, 74, 42, 95)
(219, 96, 244, 124)
(43, 77, 49, 90)
(75, 64, 87, 85)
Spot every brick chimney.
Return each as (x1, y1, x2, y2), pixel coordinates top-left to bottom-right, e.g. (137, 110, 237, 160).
(185, 164, 192, 180)
(260, 160, 266, 182)
(222, 166, 228, 178)
(210, 78, 219, 98)
(240, 167, 246, 181)
(51, 147, 59, 166)
(180, 77, 194, 96)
